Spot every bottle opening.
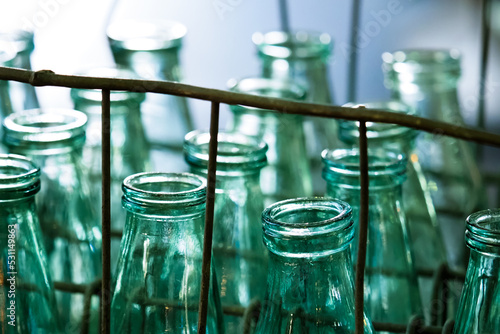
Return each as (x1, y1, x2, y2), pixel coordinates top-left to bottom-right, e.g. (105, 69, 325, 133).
(228, 77, 306, 101)
(382, 49, 461, 75)
(466, 209, 500, 255)
(0, 154, 40, 200)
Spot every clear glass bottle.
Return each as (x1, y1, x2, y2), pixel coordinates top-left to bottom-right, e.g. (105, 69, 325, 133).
(0, 49, 15, 146)
(184, 130, 268, 333)
(382, 49, 485, 270)
(322, 148, 422, 328)
(253, 30, 339, 195)
(2, 109, 102, 333)
(255, 197, 375, 333)
(111, 172, 224, 333)
(0, 154, 61, 334)
(338, 101, 448, 321)
(453, 209, 500, 333)
(71, 67, 151, 271)
(227, 77, 312, 206)
(106, 19, 193, 170)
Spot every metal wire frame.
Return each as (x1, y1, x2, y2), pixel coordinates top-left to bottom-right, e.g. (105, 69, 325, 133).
(1, 66, 500, 334)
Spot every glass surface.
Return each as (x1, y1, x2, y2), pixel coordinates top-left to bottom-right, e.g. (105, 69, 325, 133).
(111, 172, 224, 333)
(227, 77, 312, 206)
(255, 197, 374, 333)
(0, 154, 60, 334)
(184, 130, 268, 333)
(322, 149, 422, 330)
(2, 109, 102, 333)
(453, 209, 500, 334)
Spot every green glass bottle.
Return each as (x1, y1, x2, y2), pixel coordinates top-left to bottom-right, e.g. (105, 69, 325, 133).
(0, 48, 15, 118)
(184, 130, 268, 333)
(255, 197, 375, 333)
(227, 77, 312, 206)
(338, 101, 448, 321)
(382, 49, 485, 270)
(453, 209, 500, 333)
(253, 30, 339, 195)
(0, 154, 60, 334)
(2, 109, 101, 333)
(111, 172, 224, 333)
(322, 149, 422, 329)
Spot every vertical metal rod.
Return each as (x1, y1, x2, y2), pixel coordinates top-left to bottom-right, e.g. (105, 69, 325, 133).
(279, 0, 291, 33)
(348, 0, 362, 102)
(197, 101, 220, 334)
(101, 89, 111, 334)
(355, 121, 369, 333)
(477, 0, 491, 160)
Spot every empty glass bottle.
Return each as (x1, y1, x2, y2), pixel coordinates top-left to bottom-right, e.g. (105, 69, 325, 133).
(253, 30, 339, 195)
(255, 197, 375, 333)
(322, 148, 422, 329)
(453, 209, 500, 333)
(338, 101, 448, 320)
(227, 77, 312, 206)
(107, 19, 193, 170)
(3, 109, 102, 333)
(382, 49, 485, 270)
(0, 49, 15, 148)
(184, 130, 268, 333)
(111, 172, 224, 333)
(0, 154, 60, 334)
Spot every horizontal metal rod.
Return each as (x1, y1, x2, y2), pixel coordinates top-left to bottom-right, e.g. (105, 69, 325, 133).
(0, 66, 499, 147)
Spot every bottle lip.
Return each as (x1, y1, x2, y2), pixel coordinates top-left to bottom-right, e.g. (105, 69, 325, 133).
(0, 28, 35, 54)
(184, 130, 268, 172)
(382, 49, 461, 74)
(252, 30, 332, 59)
(107, 19, 186, 51)
(0, 154, 40, 200)
(0, 47, 16, 65)
(3, 108, 87, 146)
(466, 209, 500, 254)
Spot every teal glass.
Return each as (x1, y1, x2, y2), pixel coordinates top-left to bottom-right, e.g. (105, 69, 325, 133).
(111, 172, 224, 333)
(0, 154, 60, 334)
(339, 101, 448, 321)
(453, 209, 500, 333)
(255, 197, 375, 333)
(253, 31, 340, 195)
(71, 67, 151, 271)
(2, 109, 102, 333)
(227, 77, 313, 206)
(107, 19, 193, 170)
(0, 49, 15, 147)
(382, 49, 485, 270)
(322, 149, 422, 329)
(184, 130, 268, 333)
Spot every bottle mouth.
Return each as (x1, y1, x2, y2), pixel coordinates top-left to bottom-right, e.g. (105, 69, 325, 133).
(0, 47, 16, 65)
(0, 154, 40, 200)
(262, 197, 354, 258)
(382, 49, 461, 75)
(107, 19, 187, 51)
(70, 67, 145, 105)
(322, 148, 407, 189)
(466, 209, 500, 255)
(252, 30, 332, 59)
(3, 109, 87, 149)
(0, 28, 35, 54)
(184, 130, 268, 173)
(339, 101, 417, 143)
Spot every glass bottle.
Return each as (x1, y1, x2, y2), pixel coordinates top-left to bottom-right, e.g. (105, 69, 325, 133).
(0, 154, 60, 334)
(322, 148, 422, 329)
(106, 19, 193, 170)
(111, 172, 224, 333)
(0, 49, 15, 146)
(382, 49, 485, 270)
(184, 130, 268, 333)
(253, 30, 339, 195)
(2, 109, 102, 333)
(227, 77, 312, 206)
(71, 66, 151, 271)
(453, 209, 500, 333)
(338, 101, 448, 321)
(255, 197, 375, 333)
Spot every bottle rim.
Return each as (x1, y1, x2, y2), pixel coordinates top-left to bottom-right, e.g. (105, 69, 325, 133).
(0, 28, 35, 54)
(252, 30, 332, 59)
(382, 48, 461, 74)
(0, 153, 40, 200)
(466, 209, 500, 254)
(0, 47, 16, 65)
(184, 130, 268, 172)
(107, 19, 186, 51)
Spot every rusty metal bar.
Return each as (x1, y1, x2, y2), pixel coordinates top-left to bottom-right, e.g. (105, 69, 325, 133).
(348, 0, 362, 102)
(81, 279, 102, 334)
(478, 0, 491, 132)
(197, 101, 220, 333)
(101, 89, 111, 334)
(279, 0, 291, 33)
(355, 121, 369, 333)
